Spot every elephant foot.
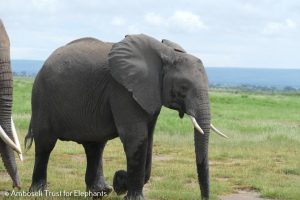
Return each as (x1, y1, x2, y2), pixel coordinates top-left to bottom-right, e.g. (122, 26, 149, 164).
(124, 193, 145, 200)
(87, 183, 113, 199)
(12, 181, 21, 190)
(29, 180, 47, 192)
(113, 170, 128, 195)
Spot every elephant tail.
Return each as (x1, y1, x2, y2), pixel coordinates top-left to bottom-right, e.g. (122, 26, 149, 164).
(24, 120, 33, 151)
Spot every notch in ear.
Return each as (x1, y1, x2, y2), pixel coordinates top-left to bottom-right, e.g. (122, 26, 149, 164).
(162, 39, 186, 53)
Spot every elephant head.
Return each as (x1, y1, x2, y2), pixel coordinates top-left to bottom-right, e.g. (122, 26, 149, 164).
(109, 34, 226, 199)
(0, 19, 22, 189)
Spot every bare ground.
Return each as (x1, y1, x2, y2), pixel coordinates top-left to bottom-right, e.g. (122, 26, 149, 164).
(219, 190, 273, 200)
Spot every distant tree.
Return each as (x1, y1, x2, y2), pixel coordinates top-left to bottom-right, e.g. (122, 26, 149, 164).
(20, 71, 27, 76)
(284, 86, 296, 91)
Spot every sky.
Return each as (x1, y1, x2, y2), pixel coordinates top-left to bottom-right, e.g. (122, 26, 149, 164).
(0, 0, 299, 68)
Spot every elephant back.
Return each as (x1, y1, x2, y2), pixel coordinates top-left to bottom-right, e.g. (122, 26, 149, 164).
(45, 37, 112, 70)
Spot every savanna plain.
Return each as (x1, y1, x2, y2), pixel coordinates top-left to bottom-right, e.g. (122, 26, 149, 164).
(0, 77, 299, 200)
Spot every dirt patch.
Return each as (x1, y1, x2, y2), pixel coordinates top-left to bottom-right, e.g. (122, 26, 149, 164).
(0, 172, 10, 197)
(210, 159, 248, 167)
(153, 155, 173, 161)
(62, 154, 85, 161)
(219, 190, 273, 200)
(216, 177, 230, 182)
(151, 176, 163, 182)
(0, 191, 8, 196)
(0, 172, 10, 182)
(143, 182, 151, 193)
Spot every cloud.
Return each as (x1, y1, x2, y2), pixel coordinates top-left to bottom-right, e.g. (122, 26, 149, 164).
(1, 0, 300, 68)
(144, 12, 163, 26)
(263, 19, 297, 35)
(144, 10, 207, 33)
(241, 3, 256, 13)
(127, 24, 140, 34)
(286, 19, 297, 28)
(111, 17, 141, 34)
(112, 17, 127, 26)
(169, 10, 208, 32)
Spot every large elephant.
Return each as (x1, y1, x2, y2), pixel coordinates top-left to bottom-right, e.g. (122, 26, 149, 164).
(0, 19, 23, 189)
(25, 34, 226, 200)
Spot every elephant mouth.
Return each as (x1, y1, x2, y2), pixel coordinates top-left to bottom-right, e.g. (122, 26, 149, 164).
(169, 101, 185, 118)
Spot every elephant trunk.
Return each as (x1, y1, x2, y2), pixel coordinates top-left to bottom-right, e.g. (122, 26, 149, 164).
(0, 19, 21, 188)
(188, 90, 210, 199)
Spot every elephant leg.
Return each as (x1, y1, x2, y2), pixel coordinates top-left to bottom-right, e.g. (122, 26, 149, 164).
(113, 120, 156, 196)
(29, 133, 57, 192)
(118, 122, 148, 200)
(110, 81, 150, 199)
(144, 116, 158, 184)
(83, 142, 112, 197)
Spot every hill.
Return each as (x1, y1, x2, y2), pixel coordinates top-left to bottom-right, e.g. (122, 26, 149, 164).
(11, 60, 44, 76)
(11, 59, 300, 90)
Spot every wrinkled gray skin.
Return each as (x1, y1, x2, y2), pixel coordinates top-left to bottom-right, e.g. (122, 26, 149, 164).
(0, 20, 21, 188)
(26, 34, 210, 199)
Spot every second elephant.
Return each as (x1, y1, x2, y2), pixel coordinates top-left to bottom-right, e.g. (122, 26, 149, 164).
(0, 19, 23, 189)
(26, 34, 225, 200)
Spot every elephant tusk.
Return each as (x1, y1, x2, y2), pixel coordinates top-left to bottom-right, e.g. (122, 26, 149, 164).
(11, 117, 23, 161)
(188, 115, 204, 134)
(210, 124, 229, 138)
(0, 125, 22, 154)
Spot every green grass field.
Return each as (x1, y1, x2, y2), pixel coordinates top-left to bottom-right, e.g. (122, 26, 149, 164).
(0, 77, 300, 200)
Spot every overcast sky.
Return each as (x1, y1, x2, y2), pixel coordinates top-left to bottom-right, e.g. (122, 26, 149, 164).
(1, 0, 299, 68)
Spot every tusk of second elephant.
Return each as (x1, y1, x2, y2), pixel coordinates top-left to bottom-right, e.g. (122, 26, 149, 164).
(11, 117, 23, 161)
(187, 115, 204, 134)
(0, 125, 22, 154)
(210, 124, 229, 139)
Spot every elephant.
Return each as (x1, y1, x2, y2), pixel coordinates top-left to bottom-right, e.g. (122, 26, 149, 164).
(25, 34, 226, 200)
(0, 19, 23, 189)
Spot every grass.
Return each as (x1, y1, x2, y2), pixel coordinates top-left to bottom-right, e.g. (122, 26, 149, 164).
(0, 77, 299, 200)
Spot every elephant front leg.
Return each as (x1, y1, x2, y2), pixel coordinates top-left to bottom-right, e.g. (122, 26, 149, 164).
(118, 122, 148, 200)
(144, 116, 158, 184)
(83, 142, 112, 198)
(144, 133, 153, 184)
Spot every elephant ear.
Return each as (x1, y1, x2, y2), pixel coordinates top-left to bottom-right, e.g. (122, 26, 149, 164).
(108, 34, 166, 115)
(162, 39, 186, 53)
